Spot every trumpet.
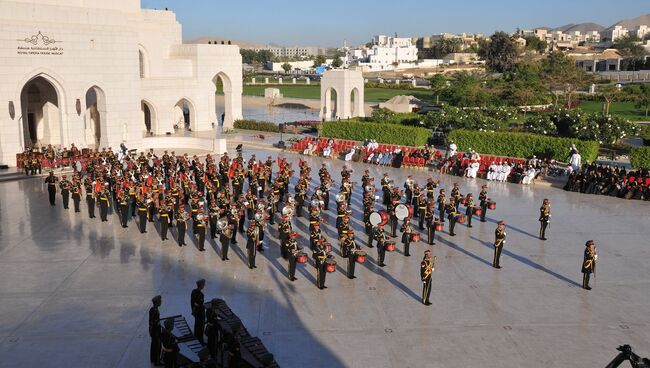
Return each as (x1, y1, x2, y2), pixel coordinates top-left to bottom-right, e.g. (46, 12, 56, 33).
(282, 206, 294, 216)
(335, 193, 346, 203)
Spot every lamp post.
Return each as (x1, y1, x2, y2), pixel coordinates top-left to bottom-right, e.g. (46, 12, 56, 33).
(277, 123, 286, 149)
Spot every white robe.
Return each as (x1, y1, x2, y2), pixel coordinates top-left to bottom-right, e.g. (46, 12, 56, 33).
(522, 168, 537, 185)
(487, 164, 498, 181)
(466, 162, 480, 178)
(497, 165, 511, 182)
(344, 148, 355, 162)
(569, 153, 581, 172)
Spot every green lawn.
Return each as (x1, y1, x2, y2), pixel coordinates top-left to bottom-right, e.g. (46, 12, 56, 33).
(243, 84, 437, 104)
(579, 101, 649, 121)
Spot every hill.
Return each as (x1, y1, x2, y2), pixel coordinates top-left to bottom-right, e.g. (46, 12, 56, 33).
(607, 13, 650, 30)
(552, 22, 605, 33)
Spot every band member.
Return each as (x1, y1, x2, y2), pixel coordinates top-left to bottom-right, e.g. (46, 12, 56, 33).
(445, 198, 458, 236)
(582, 240, 597, 290)
(479, 184, 488, 222)
(287, 232, 299, 281)
(313, 243, 328, 289)
(279, 214, 292, 259)
(464, 193, 475, 228)
(71, 179, 82, 213)
(388, 189, 400, 237)
(310, 222, 322, 251)
(450, 182, 461, 211)
(190, 279, 206, 344)
(420, 250, 435, 306)
(400, 218, 414, 256)
(425, 201, 437, 245)
(417, 192, 427, 229)
(437, 189, 446, 223)
(161, 319, 179, 368)
(343, 231, 358, 279)
(119, 192, 130, 228)
(85, 180, 96, 218)
(404, 175, 414, 204)
(381, 173, 392, 206)
(208, 203, 219, 239)
(99, 185, 111, 222)
(45, 171, 58, 206)
(246, 222, 258, 269)
(137, 196, 148, 233)
(194, 211, 207, 251)
(219, 221, 232, 261)
(159, 204, 171, 240)
(59, 175, 71, 209)
(319, 175, 331, 211)
(539, 198, 551, 240)
(176, 209, 188, 246)
(149, 295, 162, 366)
(425, 177, 438, 200)
(375, 224, 387, 267)
(493, 220, 506, 269)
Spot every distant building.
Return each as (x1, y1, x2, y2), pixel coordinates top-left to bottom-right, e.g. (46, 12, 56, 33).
(569, 49, 623, 72)
(348, 35, 418, 71)
(251, 46, 329, 59)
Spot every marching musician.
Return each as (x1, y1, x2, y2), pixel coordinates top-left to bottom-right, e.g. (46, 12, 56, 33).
(219, 220, 232, 261)
(400, 217, 415, 257)
(246, 222, 258, 269)
(412, 184, 422, 217)
(337, 201, 347, 229)
(245, 189, 257, 221)
(71, 178, 82, 213)
(493, 220, 506, 269)
(381, 173, 391, 206)
(59, 174, 71, 209)
(313, 242, 328, 289)
(539, 198, 551, 240)
(279, 214, 292, 259)
(99, 184, 111, 222)
(343, 231, 358, 279)
(417, 191, 427, 229)
(425, 200, 437, 245)
(420, 250, 435, 306)
(45, 172, 58, 206)
(286, 232, 299, 281)
(582, 240, 597, 290)
(194, 210, 207, 252)
(159, 204, 171, 240)
(445, 198, 459, 237)
(319, 174, 331, 211)
(84, 178, 96, 219)
(375, 224, 388, 267)
(425, 177, 438, 200)
(137, 196, 148, 233)
(227, 205, 239, 244)
(479, 184, 488, 222)
(208, 202, 219, 239)
(310, 222, 322, 251)
(176, 208, 189, 247)
(404, 175, 414, 204)
(451, 182, 461, 211)
(464, 193, 475, 228)
(119, 191, 130, 229)
(437, 188, 446, 223)
(190, 279, 206, 344)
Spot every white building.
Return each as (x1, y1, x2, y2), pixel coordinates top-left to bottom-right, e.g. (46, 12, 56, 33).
(352, 35, 418, 71)
(602, 25, 629, 42)
(252, 46, 326, 59)
(0, 0, 243, 166)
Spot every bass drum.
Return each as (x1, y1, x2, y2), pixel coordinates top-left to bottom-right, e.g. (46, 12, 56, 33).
(379, 210, 389, 226)
(369, 211, 383, 226)
(395, 204, 413, 220)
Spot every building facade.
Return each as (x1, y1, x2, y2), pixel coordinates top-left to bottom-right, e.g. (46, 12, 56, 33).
(0, 0, 243, 165)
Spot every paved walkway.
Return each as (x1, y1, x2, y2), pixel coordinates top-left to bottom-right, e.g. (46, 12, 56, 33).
(0, 145, 649, 367)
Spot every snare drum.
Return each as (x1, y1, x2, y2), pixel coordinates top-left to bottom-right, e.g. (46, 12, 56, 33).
(355, 251, 366, 263)
(325, 259, 337, 273)
(460, 197, 467, 205)
(385, 241, 396, 252)
(379, 210, 389, 225)
(295, 251, 308, 264)
(411, 234, 420, 242)
(488, 201, 496, 210)
(434, 222, 443, 232)
(455, 214, 466, 223)
(473, 207, 482, 216)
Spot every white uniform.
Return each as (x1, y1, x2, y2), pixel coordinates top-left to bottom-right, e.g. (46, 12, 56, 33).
(522, 168, 537, 185)
(466, 161, 480, 178)
(569, 153, 581, 172)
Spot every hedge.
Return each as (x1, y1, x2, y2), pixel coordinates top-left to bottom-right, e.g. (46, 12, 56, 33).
(321, 121, 430, 146)
(233, 119, 279, 133)
(630, 147, 650, 169)
(446, 130, 600, 162)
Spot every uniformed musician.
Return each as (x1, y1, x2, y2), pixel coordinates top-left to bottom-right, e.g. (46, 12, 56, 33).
(420, 250, 436, 306)
(493, 220, 506, 269)
(582, 240, 597, 290)
(539, 198, 551, 240)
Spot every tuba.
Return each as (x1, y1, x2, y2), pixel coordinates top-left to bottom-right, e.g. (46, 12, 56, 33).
(217, 218, 228, 230)
(254, 212, 264, 222)
(282, 205, 294, 217)
(335, 193, 346, 203)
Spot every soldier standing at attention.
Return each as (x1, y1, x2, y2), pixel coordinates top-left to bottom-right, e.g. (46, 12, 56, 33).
(286, 232, 299, 281)
(343, 231, 358, 279)
(219, 221, 232, 261)
(71, 179, 82, 213)
(375, 224, 388, 267)
(137, 196, 148, 233)
(176, 209, 188, 246)
(420, 250, 435, 306)
(313, 243, 328, 289)
(190, 279, 206, 344)
(493, 220, 506, 269)
(85, 179, 96, 218)
(161, 319, 179, 368)
(99, 184, 111, 222)
(246, 222, 257, 269)
(582, 240, 597, 290)
(539, 198, 551, 240)
(400, 217, 414, 257)
(59, 174, 71, 209)
(45, 171, 58, 206)
(464, 193, 475, 228)
(425, 200, 437, 245)
(479, 184, 488, 222)
(149, 295, 162, 366)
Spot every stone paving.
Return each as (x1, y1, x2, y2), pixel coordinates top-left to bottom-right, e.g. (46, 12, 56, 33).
(0, 145, 649, 368)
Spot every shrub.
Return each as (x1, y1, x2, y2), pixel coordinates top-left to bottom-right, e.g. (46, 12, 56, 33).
(524, 115, 558, 135)
(638, 124, 650, 146)
(630, 147, 650, 169)
(550, 110, 639, 144)
(446, 129, 600, 162)
(321, 121, 430, 146)
(234, 119, 279, 133)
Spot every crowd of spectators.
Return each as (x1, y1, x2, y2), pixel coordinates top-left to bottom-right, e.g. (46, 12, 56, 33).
(564, 163, 650, 200)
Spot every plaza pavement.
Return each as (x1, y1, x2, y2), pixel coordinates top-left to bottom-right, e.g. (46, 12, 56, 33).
(0, 144, 649, 368)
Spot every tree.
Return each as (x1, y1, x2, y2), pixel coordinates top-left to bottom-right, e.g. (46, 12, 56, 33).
(281, 63, 292, 73)
(540, 52, 592, 109)
(313, 55, 327, 68)
(613, 34, 647, 71)
(444, 71, 490, 107)
(331, 57, 343, 68)
(431, 38, 462, 58)
(477, 31, 520, 73)
(428, 74, 447, 105)
(634, 84, 650, 117)
(599, 84, 622, 115)
(523, 35, 548, 53)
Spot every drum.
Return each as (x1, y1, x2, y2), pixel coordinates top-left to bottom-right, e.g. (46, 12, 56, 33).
(325, 259, 337, 273)
(379, 210, 389, 225)
(473, 207, 482, 216)
(488, 201, 496, 210)
(385, 241, 396, 252)
(369, 211, 383, 226)
(460, 197, 467, 205)
(434, 222, 443, 232)
(411, 234, 420, 242)
(295, 252, 308, 264)
(455, 214, 466, 223)
(395, 204, 413, 220)
(355, 251, 367, 263)
(325, 243, 332, 253)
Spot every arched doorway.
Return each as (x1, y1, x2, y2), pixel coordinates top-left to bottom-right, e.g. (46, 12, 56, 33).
(19, 76, 62, 148)
(141, 100, 157, 135)
(324, 87, 338, 121)
(213, 72, 233, 127)
(350, 88, 360, 117)
(174, 98, 195, 132)
(85, 86, 106, 148)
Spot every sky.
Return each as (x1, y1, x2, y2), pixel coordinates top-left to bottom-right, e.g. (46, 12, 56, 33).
(142, 0, 649, 47)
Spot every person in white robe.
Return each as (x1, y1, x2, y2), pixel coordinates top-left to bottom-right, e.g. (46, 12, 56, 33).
(522, 166, 537, 185)
(466, 160, 480, 178)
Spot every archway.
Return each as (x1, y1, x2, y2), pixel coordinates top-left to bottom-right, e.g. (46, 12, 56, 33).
(324, 87, 338, 121)
(19, 76, 62, 148)
(350, 87, 360, 117)
(213, 72, 233, 127)
(141, 100, 157, 135)
(85, 86, 106, 147)
(174, 98, 196, 132)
